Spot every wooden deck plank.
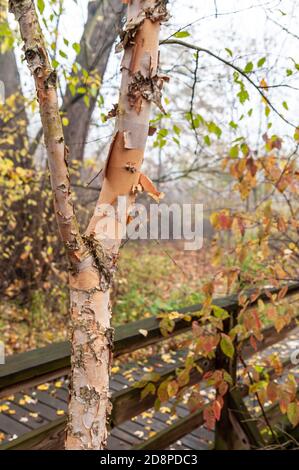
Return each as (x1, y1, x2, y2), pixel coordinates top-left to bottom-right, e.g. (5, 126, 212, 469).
(168, 441, 193, 450)
(118, 418, 167, 436)
(107, 435, 131, 450)
(190, 425, 213, 442)
(12, 393, 61, 421)
(34, 391, 68, 411)
(181, 433, 209, 450)
(0, 412, 32, 437)
(0, 401, 48, 429)
(49, 388, 68, 403)
(110, 427, 141, 446)
(118, 419, 151, 438)
(111, 374, 130, 386)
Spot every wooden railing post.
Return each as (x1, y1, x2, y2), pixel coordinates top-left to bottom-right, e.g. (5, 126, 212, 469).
(214, 306, 238, 449)
(214, 305, 264, 449)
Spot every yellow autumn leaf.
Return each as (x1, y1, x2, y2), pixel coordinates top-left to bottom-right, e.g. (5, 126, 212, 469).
(24, 394, 32, 403)
(0, 404, 9, 412)
(56, 409, 65, 416)
(37, 383, 50, 391)
(55, 381, 62, 388)
(141, 411, 153, 419)
(160, 406, 171, 414)
(111, 366, 120, 373)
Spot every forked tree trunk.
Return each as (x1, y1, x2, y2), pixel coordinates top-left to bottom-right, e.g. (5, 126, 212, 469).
(10, 0, 168, 450)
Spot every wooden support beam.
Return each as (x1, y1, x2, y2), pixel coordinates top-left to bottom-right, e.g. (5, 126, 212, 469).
(0, 417, 66, 450)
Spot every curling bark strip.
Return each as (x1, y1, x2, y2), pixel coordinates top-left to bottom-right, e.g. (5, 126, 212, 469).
(10, 0, 168, 450)
(86, 0, 169, 239)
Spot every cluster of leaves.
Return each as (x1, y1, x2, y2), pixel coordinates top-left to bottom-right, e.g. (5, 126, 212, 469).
(135, 110, 299, 435)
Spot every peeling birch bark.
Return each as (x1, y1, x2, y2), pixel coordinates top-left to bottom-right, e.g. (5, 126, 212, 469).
(10, 0, 168, 450)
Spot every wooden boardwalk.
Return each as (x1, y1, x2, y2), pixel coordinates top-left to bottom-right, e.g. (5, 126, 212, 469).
(0, 349, 213, 450)
(1, 285, 299, 450)
(1, 326, 299, 450)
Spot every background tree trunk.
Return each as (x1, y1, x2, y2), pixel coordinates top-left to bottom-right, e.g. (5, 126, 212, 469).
(63, 0, 125, 163)
(29, 0, 125, 162)
(0, 0, 28, 157)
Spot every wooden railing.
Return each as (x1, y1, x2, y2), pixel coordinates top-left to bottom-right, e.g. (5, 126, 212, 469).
(1, 282, 299, 450)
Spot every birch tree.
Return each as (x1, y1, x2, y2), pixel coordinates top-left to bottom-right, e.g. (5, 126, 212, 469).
(9, 0, 169, 450)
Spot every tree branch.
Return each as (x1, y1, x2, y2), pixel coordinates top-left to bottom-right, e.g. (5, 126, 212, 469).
(160, 38, 297, 128)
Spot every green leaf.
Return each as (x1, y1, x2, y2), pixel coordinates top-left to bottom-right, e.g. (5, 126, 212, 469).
(282, 101, 288, 110)
(37, 0, 45, 14)
(59, 49, 68, 59)
(225, 48, 233, 57)
(73, 42, 81, 54)
(207, 121, 222, 138)
(286, 69, 293, 76)
(141, 383, 156, 400)
(229, 145, 239, 158)
(241, 143, 249, 156)
(244, 61, 254, 73)
(84, 95, 90, 108)
(212, 305, 230, 320)
(192, 116, 201, 128)
(265, 106, 270, 117)
(229, 120, 238, 130)
(167, 380, 179, 398)
(257, 57, 266, 67)
(237, 88, 249, 104)
(52, 59, 59, 69)
(294, 127, 299, 141)
(69, 83, 76, 96)
(174, 31, 190, 38)
(223, 371, 233, 385)
(220, 333, 234, 358)
(204, 135, 211, 146)
(173, 124, 181, 136)
(135, 372, 161, 388)
(287, 402, 299, 427)
(158, 128, 168, 138)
